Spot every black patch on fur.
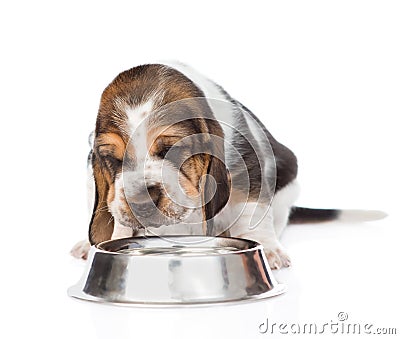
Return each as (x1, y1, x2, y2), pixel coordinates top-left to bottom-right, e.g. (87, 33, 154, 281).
(289, 207, 340, 224)
(215, 84, 298, 193)
(235, 102, 298, 191)
(87, 150, 93, 167)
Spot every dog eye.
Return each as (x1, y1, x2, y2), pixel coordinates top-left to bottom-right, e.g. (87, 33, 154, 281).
(104, 155, 122, 169)
(156, 146, 172, 159)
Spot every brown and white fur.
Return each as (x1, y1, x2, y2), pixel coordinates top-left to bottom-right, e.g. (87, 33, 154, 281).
(71, 62, 358, 269)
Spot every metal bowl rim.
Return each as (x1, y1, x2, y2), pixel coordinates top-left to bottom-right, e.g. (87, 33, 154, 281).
(95, 235, 265, 258)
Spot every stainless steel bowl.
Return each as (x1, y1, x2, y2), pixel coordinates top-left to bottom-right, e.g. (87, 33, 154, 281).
(68, 236, 285, 306)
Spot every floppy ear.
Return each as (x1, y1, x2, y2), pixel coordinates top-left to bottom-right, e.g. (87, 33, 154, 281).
(88, 154, 114, 245)
(202, 129, 231, 236)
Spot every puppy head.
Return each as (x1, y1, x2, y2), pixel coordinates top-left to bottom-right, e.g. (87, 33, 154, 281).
(88, 65, 230, 244)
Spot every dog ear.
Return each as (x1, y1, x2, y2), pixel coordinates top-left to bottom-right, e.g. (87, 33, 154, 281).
(202, 123, 231, 236)
(88, 153, 114, 245)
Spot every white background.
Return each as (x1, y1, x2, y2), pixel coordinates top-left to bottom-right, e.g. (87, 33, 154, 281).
(1, 1, 399, 338)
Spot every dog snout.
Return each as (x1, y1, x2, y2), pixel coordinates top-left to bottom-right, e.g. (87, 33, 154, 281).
(127, 185, 161, 216)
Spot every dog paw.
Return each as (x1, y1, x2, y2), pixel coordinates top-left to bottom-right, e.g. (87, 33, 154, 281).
(264, 246, 291, 270)
(70, 240, 91, 260)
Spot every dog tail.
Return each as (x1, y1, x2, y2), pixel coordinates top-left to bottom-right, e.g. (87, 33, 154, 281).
(288, 206, 387, 224)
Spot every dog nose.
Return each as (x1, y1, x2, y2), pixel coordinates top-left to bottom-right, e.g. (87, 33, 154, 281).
(128, 185, 160, 215)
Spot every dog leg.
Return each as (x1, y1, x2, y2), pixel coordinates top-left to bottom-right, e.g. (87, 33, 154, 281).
(272, 180, 300, 237)
(229, 203, 291, 269)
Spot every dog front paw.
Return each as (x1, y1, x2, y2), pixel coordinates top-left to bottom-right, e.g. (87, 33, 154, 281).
(264, 246, 291, 270)
(70, 240, 91, 260)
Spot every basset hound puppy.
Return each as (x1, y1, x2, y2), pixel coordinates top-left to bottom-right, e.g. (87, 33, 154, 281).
(71, 62, 341, 269)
